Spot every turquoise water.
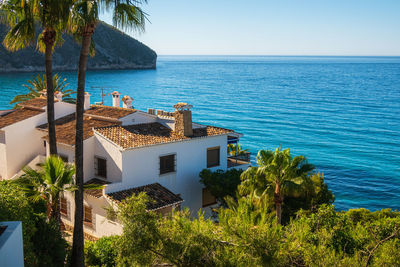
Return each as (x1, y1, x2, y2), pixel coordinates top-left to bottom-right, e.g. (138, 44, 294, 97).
(1, 55, 399, 211)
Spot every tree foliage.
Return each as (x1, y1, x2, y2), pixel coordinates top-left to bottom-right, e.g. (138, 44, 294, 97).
(89, 194, 400, 267)
(0, 181, 68, 266)
(10, 74, 76, 108)
(199, 168, 243, 207)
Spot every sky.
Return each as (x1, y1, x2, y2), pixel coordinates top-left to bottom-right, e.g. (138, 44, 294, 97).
(100, 0, 400, 56)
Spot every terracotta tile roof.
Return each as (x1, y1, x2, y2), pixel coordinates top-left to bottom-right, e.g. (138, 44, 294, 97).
(85, 105, 136, 119)
(0, 107, 44, 129)
(84, 178, 110, 198)
(38, 113, 120, 145)
(95, 122, 233, 149)
(18, 97, 57, 109)
(107, 183, 183, 210)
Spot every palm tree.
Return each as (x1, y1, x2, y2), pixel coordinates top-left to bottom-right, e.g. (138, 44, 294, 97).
(68, 1, 148, 265)
(228, 143, 249, 157)
(14, 156, 76, 225)
(14, 156, 103, 229)
(239, 147, 315, 224)
(1, 0, 72, 155)
(10, 74, 76, 108)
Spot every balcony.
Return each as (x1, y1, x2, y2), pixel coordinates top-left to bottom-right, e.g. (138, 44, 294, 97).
(227, 152, 251, 169)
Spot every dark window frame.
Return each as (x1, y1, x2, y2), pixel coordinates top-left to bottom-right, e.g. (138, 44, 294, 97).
(94, 156, 107, 179)
(84, 205, 93, 227)
(59, 154, 69, 163)
(0, 131, 5, 144)
(159, 154, 176, 175)
(202, 188, 217, 207)
(60, 197, 68, 217)
(207, 146, 220, 168)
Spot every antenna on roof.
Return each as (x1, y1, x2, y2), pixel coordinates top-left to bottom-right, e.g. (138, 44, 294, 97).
(91, 86, 118, 105)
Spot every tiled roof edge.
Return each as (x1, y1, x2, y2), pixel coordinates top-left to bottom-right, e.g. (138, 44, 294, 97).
(93, 128, 124, 150)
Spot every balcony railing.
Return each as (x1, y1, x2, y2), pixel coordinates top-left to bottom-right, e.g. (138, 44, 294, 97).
(227, 152, 251, 168)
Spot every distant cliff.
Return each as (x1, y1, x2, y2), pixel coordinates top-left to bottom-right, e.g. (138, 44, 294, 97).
(0, 21, 157, 72)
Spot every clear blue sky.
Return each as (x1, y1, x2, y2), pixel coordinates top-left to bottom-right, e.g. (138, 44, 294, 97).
(100, 0, 400, 56)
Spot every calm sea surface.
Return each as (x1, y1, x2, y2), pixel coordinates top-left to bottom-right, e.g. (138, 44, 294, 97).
(1, 56, 399, 211)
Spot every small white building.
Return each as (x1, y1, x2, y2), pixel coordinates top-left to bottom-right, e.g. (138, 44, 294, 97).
(0, 92, 250, 239)
(0, 221, 24, 267)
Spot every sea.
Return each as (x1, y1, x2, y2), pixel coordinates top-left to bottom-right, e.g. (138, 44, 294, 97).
(0, 55, 399, 211)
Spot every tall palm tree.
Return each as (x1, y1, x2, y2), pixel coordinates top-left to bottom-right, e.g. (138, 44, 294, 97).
(239, 147, 315, 224)
(1, 0, 72, 155)
(68, 1, 148, 265)
(10, 74, 76, 108)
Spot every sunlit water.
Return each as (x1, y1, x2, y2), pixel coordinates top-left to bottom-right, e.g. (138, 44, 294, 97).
(1, 55, 399, 211)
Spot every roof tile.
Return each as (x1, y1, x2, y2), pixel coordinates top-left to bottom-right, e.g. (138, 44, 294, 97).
(107, 183, 183, 210)
(38, 113, 120, 145)
(85, 105, 136, 119)
(95, 122, 232, 149)
(0, 107, 44, 129)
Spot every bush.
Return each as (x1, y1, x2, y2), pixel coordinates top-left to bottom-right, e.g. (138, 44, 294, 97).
(85, 236, 119, 267)
(199, 168, 243, 206)
(0, 181, 67, 266)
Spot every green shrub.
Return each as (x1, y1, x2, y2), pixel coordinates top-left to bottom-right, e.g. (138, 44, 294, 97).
(85, 236, 119, 267)
(199, 168, 243, 206)
(0, 181, 67, 266)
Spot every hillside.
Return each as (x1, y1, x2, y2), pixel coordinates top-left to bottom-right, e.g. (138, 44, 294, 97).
(0, 21, 157, 72)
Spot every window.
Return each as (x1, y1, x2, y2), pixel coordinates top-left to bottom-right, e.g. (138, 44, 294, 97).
(94, 156, 107, 178)
(84, 205, 93, 226)
(202, 188, 217, 207)
(0, 131, 5, 144)
(60, 197, 68, 217)
(207, 147, 220, 168)
(160, 154, 176, 175)
(59, 154, 68, 163)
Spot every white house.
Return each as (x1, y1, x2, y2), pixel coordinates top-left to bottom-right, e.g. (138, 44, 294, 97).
(0, 97, 75, 180)
(0, 92, 250, 239)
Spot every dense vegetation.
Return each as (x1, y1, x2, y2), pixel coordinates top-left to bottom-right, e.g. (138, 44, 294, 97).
(83, 148, 398, 266)
(1, 148, 398, 267)
(0, 181, 68, 266)
(85, 194, 400, 267)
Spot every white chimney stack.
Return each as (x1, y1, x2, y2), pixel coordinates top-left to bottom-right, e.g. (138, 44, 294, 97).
(111, 91, 121, 108)
(84, 92, 91, 110)
(122, 95, 134, 109)
(55, 91, 63, 102)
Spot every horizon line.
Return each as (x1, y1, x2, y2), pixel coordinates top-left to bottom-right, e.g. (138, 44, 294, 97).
(157, 54, 400, 57)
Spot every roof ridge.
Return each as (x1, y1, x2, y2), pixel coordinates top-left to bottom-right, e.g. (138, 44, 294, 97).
(90, 104, 136, 112)
(83, 113, 121, 124)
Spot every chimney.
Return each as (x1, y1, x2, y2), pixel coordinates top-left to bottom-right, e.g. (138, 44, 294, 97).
(173, 102, 193, 137)
(84, 92, 91, 110)
(122, 95, 134, 109)
(111, 91, 121, 107)
(55, 91, 63, 102)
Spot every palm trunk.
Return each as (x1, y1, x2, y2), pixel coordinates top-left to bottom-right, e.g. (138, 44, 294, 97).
(43, 28, 57, 155)
(70, 26, 94, 267)
(274, 184, 283, 225)
(51, 197, 61, 231)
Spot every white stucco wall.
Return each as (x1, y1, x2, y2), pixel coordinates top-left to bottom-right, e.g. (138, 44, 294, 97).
(105, 135, 229, 214)
(0, 143, 6, 180)
(53, 101, 76, 119)
(119, 111, 158, 126)
(93, 135, 122, 183)
(2, 113, 47, 179)
(60, 191, 123, 238)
